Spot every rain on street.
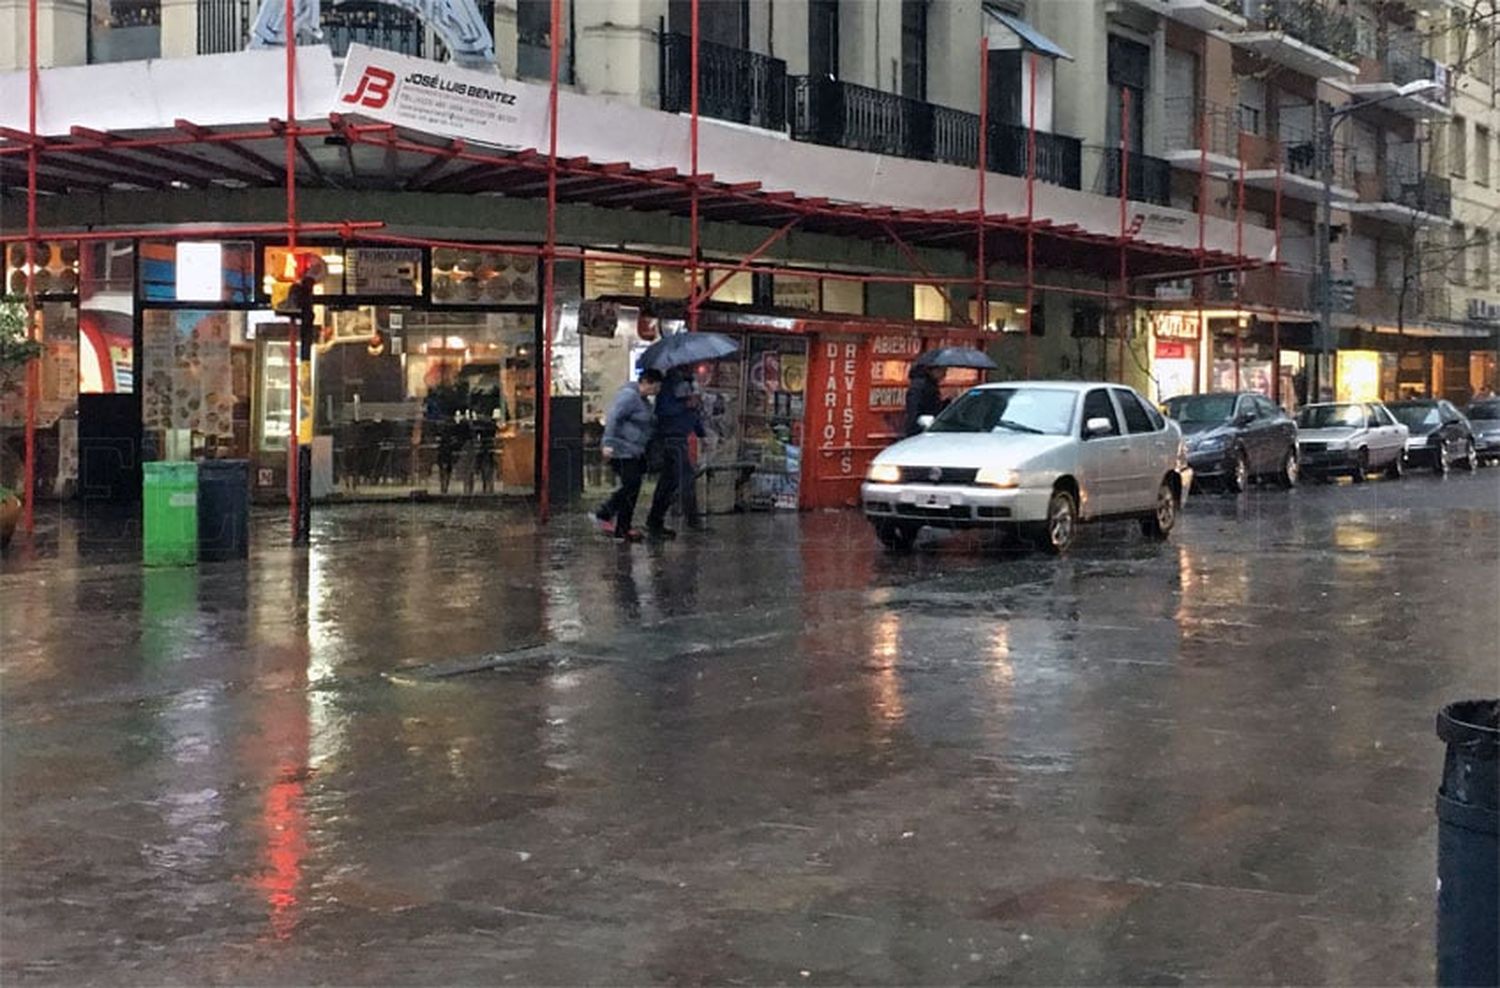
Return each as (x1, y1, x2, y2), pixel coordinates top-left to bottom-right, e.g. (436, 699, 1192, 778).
(2, 469, 1497, 985)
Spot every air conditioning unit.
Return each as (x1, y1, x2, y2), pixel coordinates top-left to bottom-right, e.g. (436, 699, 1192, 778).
(1467, 298, 1500, 323)
(1215, 271, 1237, 287)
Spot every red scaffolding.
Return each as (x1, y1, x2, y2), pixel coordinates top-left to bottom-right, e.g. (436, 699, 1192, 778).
(3, 0, 1278, 534)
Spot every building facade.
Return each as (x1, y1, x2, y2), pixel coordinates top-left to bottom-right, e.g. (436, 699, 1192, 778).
(1, 0, 1494, 512)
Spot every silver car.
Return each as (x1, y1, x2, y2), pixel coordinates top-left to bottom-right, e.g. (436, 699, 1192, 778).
(1295, 401, 1409, 481)
(861, 382, 1192, 554)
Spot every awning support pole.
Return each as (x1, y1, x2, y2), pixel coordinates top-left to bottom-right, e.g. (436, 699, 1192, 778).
(1117, 87, 1130, 386)
(1023, 52, 1037, 378)
(23, 0, 38, 534)
(977, 39, 988, 332)
(284, 0, 303, 544)
(539, 0, 561, 523)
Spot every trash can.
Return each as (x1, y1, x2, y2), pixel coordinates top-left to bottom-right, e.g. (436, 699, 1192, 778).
(197, 459, 249, 561)
(142, 461, 198, 567)
(1436, 698, 1498, 988)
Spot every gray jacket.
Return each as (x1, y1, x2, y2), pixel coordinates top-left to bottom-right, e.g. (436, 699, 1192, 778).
(602, 383, 655, 459)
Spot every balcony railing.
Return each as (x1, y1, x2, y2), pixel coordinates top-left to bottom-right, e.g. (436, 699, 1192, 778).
(1386, 171, 1452, 217)
(1259, 0, 1357, 62)
(321, 0, 426, 58)
(1089, 147, 1173, 206)
(1354, 285, 1431, 322)
(1163, 98, 1241, 159)
(1205, 267, 1315, 310)
(790, 77, 1082, 189)
(660, 33, 787, 132)
(198, 0, 250, 54)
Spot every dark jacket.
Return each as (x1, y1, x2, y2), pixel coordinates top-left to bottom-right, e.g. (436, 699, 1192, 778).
(603, 383, 655, 459)
(903, 372, 945, 437)
(654, 370, 705, 439)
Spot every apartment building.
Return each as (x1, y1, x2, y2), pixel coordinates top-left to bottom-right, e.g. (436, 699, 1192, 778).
(0, 0, 1491, 507)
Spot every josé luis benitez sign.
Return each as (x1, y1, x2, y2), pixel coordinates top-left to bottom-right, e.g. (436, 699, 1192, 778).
(337, 43, 546, 149)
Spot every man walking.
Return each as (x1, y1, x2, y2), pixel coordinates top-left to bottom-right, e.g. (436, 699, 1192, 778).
(645, 365, 706, 538)
(595, 368, 663, 542)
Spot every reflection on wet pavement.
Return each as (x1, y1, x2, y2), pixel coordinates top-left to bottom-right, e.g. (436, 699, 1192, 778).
(2, 472, 1497, 984)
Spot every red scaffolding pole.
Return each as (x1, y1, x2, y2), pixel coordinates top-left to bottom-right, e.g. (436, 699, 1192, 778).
(1196, 100, 1209, 396)
(1024, 52, 1038, 379)
(1117, 88, 1130, 386)
(687, 0, 701, 329)
(23, 0, 39, 534)
(977, 39, 989, 332)
(539, 0, 562, 523)
(1272, 159, 1284, 404)
(1234, 153, 1245, 393)
(284, 0, 302, 543)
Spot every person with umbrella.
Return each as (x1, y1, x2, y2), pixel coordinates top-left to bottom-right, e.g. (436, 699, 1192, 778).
(904, 346, 997, 436)
(594, 368, 664, 542)
(644, 364, 706, 538)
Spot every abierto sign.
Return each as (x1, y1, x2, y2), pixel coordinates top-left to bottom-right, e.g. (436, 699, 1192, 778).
(336, 43, 546, 149)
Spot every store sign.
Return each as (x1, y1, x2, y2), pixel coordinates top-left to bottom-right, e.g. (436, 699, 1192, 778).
(1155, 340, 1187, 360)
(1152, 312, 1201, 340)
(871, 335, 922, 357)
(337, 44, 543, 149)
(348, 248, 422, 296)
(1467, 298, 1500, 324)
(817, 339, 860, 476)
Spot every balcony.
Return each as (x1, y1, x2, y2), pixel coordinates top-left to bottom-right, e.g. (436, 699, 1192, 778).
(1123, 0, 1247, 32)
(660, 33, 787, 133)
(1354, 285, 1429, 323)
(1240, 130, 1356, 204)
(1161, 98, 1243, 175)
(1089, 147, 1173, 206)
(789, 77, 1082, 189)
(1233, 0, 1357, 78)
(1350, 169, 1452, 225)
(198, 0, 249, 54)
(1203, 266, 1315, 312)
(1342, 45, 1450, 120)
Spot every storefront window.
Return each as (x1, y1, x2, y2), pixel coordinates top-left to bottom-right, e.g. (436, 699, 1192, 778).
(705, 269, 753, 305)
(822, 278, 864, 315)
(262, 245, 344, 298)
(773, 273, 819, 311)
(79, 241, 135, 394)
(585, 259, 647, 299)
(652, 265, 699, 300)
(141, 309, 245, 460)
(915, 285, 948, 322)
(141, 241, 255, 303)
(739, 336, 807, 508)
(969, 298, 1028, 334)
(431, 248, 539, 305)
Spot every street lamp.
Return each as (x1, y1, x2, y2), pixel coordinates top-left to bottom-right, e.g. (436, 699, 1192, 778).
(1313, 78, 1442, 402)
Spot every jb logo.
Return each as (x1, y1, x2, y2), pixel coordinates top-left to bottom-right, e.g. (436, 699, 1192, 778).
(343, 67, 396, 109)
(1125, 214, 1146, 238)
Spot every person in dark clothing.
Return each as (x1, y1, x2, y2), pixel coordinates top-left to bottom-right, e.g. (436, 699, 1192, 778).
(645, 366, 706, 537)
(595, 368, 663, 542)
(903, 365, 947, 437)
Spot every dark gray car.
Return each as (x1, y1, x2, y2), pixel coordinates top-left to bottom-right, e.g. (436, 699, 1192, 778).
(1164, 392, 1299, 492)
(1464, 399, 1500, 464)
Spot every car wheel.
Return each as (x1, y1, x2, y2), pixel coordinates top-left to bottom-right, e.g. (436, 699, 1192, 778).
(1351, 448, 1369, 484)
(1226, 449, 1250, 494)
(1462, 440, 1478, 472)
(1277, 447, 1299, 489)
(1385, 452, 1405, 480)
(1435, 443, 1450, 475)
(874, 521, 920, 552)
(1026, 488, 1078, 555)
(1140, 479, 1178, 541)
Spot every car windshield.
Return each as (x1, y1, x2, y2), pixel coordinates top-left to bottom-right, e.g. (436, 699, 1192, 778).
(1467, 401, 1500, 421)
(929, 387, 1076, 436)
(1165, 394, 1237, 424)
(1296, 404, 1365, 429)
(1389, 404, 1440, 430)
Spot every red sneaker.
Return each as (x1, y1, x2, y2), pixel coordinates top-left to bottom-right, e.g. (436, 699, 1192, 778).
(595, 516, 616, 536)
(619, 528, 645, 543)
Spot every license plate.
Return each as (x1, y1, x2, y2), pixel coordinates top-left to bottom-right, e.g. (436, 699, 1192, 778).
(924, 493, 950, 507)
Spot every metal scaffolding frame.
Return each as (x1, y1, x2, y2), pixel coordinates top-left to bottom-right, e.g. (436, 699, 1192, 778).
(5, 0, 1278, 536)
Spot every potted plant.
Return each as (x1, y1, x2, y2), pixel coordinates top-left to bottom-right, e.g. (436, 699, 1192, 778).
(0, 295, 43, 548)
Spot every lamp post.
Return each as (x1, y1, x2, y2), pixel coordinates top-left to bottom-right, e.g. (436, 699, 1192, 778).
(1313, 78, 1441, 402)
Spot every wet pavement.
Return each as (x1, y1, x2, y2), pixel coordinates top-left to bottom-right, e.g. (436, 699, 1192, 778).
(3, 470, 1498, 985)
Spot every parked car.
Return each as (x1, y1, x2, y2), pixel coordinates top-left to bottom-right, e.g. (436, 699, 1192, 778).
(1388, 399, 1478, 474)
(1465, 398, 1500, 464)
(861, 382, 1191, 554)
(1163, 392, 1299, 492)
(1295, 401, 1409, 482)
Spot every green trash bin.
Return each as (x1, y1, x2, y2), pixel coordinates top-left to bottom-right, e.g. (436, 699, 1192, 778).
(142, 461, 199, 567)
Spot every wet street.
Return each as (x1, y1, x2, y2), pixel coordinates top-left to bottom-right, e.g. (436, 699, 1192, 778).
(2, 470, 1498, 985)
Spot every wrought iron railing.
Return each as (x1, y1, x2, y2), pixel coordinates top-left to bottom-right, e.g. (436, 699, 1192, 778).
(789, 76, 1082, 188)
(1259, 0, 1357, 62)
(198, 0, 250, 53)
(660, 33, 787, 132)
(1386, 170, 1452, 217)
(1383, 44, 1447, 105)
(1090, 147, 1173, 206)
(320, 0, 426, 58)
(1162, 97, 1241, 159)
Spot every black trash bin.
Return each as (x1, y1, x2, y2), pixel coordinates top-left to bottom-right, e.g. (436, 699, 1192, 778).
(1436, 699, 1498, 988)
(197, 459, 250, 561)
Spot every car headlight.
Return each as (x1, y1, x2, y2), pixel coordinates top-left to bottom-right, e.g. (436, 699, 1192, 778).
(974, 466, 1020, 488)
(866, 463, 901, 484)
(1192, 435, 1229, 451)
(1324, 440, 1347, 451)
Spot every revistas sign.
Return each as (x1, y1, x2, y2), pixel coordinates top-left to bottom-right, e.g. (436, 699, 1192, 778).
(336, 44, 545, 149)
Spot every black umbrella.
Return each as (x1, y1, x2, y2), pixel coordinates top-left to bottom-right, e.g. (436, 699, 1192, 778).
(635, 331, 740, 371)
(912, 346, 998, 371)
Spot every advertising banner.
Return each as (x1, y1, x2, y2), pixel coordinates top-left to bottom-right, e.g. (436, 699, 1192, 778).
(336, 43, 546, 150)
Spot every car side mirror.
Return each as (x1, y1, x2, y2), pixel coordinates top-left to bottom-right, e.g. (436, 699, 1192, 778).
(1233, 412, 1255, 427)
(1083, 416, 1114, 439)
(917, 414, 935, 431)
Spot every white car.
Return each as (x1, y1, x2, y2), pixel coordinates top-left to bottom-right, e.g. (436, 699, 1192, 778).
(1294, 401, 1409, 481)
(861, 381, 1192, 553)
